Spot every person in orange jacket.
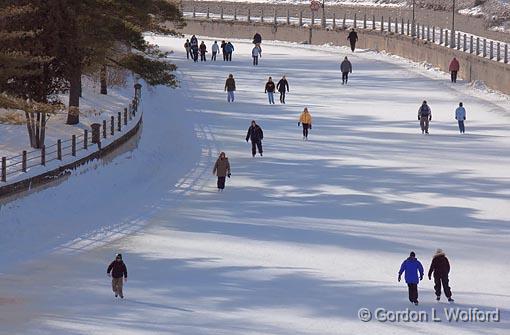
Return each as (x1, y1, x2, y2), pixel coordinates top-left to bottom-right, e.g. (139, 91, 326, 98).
(449, 57, 460, 83)
(298, 107, 313, 140)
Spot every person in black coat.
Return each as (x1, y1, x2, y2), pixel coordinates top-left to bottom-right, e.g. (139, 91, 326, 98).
(221, 40, 227, 61)
(276, 75, 289, 104)
(428, 249, 454, 302)
(246, 120, 264, 157)
(107, 253, 128, 298)
(347, 28, 358, 52)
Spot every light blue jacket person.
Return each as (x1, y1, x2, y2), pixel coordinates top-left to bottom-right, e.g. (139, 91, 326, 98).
(455, 102, 466, 133)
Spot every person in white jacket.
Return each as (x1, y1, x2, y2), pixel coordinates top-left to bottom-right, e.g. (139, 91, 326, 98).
(455, 102, 466, 134)
(252, 45, 261, 66)
(211, 41, 220, 61)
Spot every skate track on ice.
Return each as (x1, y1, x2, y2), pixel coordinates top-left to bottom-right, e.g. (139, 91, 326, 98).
(1, 36, 510, 335)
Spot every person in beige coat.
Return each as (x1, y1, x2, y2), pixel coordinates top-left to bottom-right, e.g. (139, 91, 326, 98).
(213, 152, 231, 191)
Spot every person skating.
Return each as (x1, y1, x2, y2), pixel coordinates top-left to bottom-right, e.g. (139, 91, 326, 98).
(211, 41, 219, 61)
(341, 57, 352, 84)
(252, 45, 262, 66)
(221, 40, 227, 61)
(213, 152, 231, 191)
(418, 100, 432, 134)
(428, 248, 454, 302)
(225, 42, 234, 61)
(265, 77, 276, 104)
(449, 57, 460, 83)
(347, 28, 358, 52)
(253, 32, 262, 47)
(398, 251, 424, 305)
(225, 74, 236, 103)
(107, 253, 128, 299)
(199, 41, 207, 62)
(455, 102, 466, 134)
(246, 120, 264, 157)
(298, 107, 313, 140)
(184, 39, 191, 60)
(277, 75, 289, 104)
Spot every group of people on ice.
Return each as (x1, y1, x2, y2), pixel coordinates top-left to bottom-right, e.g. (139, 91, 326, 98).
(418, 100, 467, 134)
(398, 249, 454, 305)
(185, 35, 235, 62)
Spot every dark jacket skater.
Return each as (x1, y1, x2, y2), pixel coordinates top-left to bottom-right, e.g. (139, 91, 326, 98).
(276, 76, 289, 103)
(221, 40, 227, 61)
(347, 29, 358, 52)
(428, 249, 454, 302)
(340, 57, 352, 84)
(107, 254, 128, 298)
(246, 120, 264, 157)
(398, 251, 424, 305)
(213, 152, 231, 191)
(199, 42, 207, 61)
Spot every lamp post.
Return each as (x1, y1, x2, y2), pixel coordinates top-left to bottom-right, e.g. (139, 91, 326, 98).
(451, 0, 456, 48)
(321, 0, 326, 28)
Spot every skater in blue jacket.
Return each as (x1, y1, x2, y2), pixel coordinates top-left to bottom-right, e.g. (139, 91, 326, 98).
(398, 251, 424, 305)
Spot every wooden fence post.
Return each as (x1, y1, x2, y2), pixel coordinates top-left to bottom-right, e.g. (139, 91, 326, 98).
(41, 146, 46, 166)
(71, 135, 76, 156)
(22, 151, 27, 172)
(84, 129, 88, 149)
(57, 139, 62, 160)
(111, 116, 115, 135)
(1, 157, 6, 182)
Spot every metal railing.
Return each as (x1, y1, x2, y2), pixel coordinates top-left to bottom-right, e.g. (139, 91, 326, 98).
(186, 9, 510, 64)
(1, 96, 141, 183)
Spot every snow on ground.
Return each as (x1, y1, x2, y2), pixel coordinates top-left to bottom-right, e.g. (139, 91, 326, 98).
(1, 36, 510, 334)
(0, 77, 133, 179)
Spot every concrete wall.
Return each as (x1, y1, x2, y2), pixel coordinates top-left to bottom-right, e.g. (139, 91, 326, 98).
(180, 18, 510, 94)
(182, 1, 510, 43)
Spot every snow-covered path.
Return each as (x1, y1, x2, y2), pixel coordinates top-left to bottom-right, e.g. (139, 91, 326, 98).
(1, 36, 510, 334)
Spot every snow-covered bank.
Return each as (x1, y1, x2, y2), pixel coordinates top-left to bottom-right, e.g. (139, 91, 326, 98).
(1, 36, 510, 334)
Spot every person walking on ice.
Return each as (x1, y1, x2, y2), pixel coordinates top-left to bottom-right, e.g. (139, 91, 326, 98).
(252, 45, 262, 66)
(455, 102, 466, 134)
(225, 74, 236, 103)
(428, 248, 454, 302)
(341, 57, 352, 85)
(277, 75, 289, 104)
(418, 100, 432, 134)
(298, 107, 313, 140)
(199, 41, 207, 62)
(184, 39, 191, 60)
(265, 77, 276, 104)
(398, 251, 424, 305)
(347, 28, 358, 52)
(449, 57, 460, 83)
(211, 41, 219, 61)
(213, 152, 231, 191)
(246, 120, 264, 157)
(107, 253, 128, 299)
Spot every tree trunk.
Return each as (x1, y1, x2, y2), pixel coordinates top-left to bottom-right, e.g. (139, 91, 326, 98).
(100, 64, 108, 95)
(67, 65, 81, 125)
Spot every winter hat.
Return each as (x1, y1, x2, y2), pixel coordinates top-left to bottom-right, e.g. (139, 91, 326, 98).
(410, 251, 416, 258)
(116, 253, 122, 260)
(435, 248, 443, 255)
